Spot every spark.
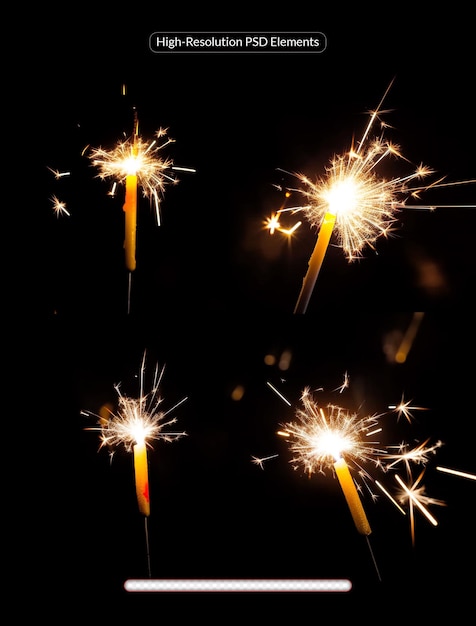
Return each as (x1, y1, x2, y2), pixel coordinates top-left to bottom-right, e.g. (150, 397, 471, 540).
(108, 181, 118, 197)
(88, 124, 194, 226)
(274, 378, 448, 552)
(50, 194, 70, 217)
(85, 354, 187, 453)
(388, 393, 429, 423)
(266, 80, 476, 261)
(279, 387, 387, 478)
(264, 212, 281, 235)
(264, 212, 302, 236)
(266, 381, 292, 406)
(333, 371, 349, 394)
(374, 480, 406, 515)
(395, 471, 445, 544)
(251, 454, 279, 469)
(385, 438, 443, 474)
(47, 166, 71, 179)
(436, 466, 476, 481)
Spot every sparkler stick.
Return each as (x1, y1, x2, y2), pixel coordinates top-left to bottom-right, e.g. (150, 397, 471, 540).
(133, 438, 150, 517)
(333, 457, 371, 536)
(123, 112, 139, 273)
(294, 211, 336, 314)
(84, 353, 187, 575)
(270, 378, 446, 555)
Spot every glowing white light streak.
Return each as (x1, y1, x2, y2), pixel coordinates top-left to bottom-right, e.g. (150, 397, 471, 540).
(124, 579, 352, 593)
(266, 381, 292, 406)
(436, 466, 476, 481)
(374, 480, 406, 515)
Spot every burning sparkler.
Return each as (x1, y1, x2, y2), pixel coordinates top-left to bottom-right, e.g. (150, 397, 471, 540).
(277, 386, 387, 580)
(265, 79, 476, 313)
(89, 113, 172, 272)
(83, 352, 187, 575)
(88, 111, 195, 273)
(266, 375, 446, 560)
(279, 387, 385, 537)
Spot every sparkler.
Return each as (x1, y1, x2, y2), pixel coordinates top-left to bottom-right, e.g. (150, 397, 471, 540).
(88, 111, 195, 313)
(89, 112, 175, 273)
(267, 376, 446, 565)
(123, 113, 140, 274)
(88, 112, 195, 276)
(84, 353, 187, 575)
(279, 387, 383, 536)
(278, 387, 385, 579)
(266, 80, 476, 313)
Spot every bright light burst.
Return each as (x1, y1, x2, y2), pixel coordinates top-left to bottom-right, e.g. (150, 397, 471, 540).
(272, 379, 443, 498)
(89, 126, 184, 225)
(282, 147, 428, 261)
(267, 79, 475, 261)
(279, 387, 386, 478)
(84, 354, 187, 454)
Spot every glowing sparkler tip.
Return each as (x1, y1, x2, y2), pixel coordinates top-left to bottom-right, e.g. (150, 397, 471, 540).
(85, 358, 187, 454)
(269, 80, 475, 269)
(280, 388, 386, 477)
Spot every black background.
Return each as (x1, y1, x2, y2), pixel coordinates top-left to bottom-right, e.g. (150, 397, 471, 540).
(16, 7, 476, 619)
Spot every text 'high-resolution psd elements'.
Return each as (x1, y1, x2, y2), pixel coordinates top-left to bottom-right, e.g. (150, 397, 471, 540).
(149, 32, 327, 53)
